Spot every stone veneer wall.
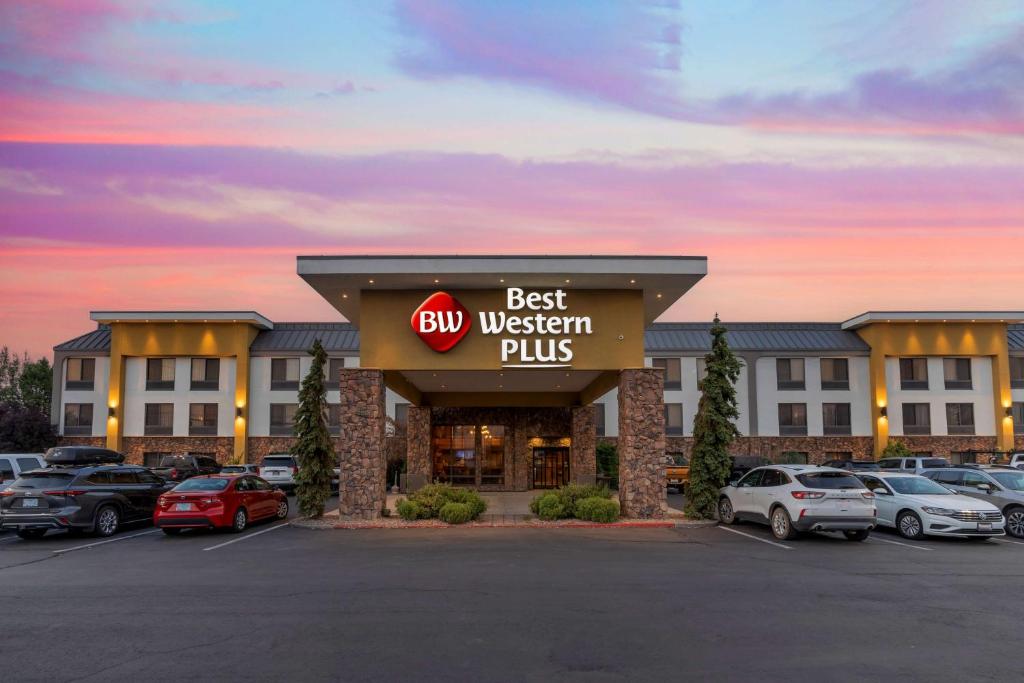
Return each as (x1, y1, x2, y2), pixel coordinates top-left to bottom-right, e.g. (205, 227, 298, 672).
(406, 405, 431, 490)
(571, 405, 597, 485)
(119, 437, 234, 464)
(247, 437, 299, 463)
(337, 369, 387, 519)
(617, 368, 666, 518)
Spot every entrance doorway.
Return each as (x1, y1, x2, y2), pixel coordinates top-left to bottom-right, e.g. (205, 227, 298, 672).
(533, 447, 570, 488)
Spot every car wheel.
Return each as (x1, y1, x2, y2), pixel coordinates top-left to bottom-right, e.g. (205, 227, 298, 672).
(93, 505, 120, 537)
(843, 530, 869, 542)
(231, 507, 248, 533)
(770, 507, 798, 541)
(275, 499, 289, 520)
(718, 496, 737, 524)
(1004, 507, 1024, 539)
(16, 529, 46, 540)
(897, 511, 924, 540)
(162, 528, 182, 536)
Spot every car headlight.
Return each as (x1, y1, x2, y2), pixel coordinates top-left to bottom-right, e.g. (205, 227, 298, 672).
(921, 507, 957, 516)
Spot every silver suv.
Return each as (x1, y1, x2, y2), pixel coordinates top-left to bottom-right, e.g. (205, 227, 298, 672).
(923, 466, 1024, 538)
(877, 456, 950, 474)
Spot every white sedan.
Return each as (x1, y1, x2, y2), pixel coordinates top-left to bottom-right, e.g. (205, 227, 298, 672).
(856, 471, 1004, 540)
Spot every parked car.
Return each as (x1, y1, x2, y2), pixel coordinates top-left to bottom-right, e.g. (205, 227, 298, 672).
(1004, 453, 1024, 470)
(856, 471, 1004, 540)
(718, 465, 876, 541)
(0, 447, 173, 539)
(729, 455, 771, 482)
(877, 456, 950, 474)
(258, 455, 340, 493)
(150, 454, 221, 482)
(821, 459, 880, 472)
(666, 454, 689, 493)
(923, 466, 1024, 538)
(154, 474, 288, 534)
(219, 464, 260, 475)
(0, 454, 46, 491)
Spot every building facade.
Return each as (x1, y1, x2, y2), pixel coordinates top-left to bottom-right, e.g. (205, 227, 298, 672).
(50, 256, 1024, 518)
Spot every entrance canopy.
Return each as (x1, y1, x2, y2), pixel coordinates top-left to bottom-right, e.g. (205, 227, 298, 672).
(297, 255, 706, 406)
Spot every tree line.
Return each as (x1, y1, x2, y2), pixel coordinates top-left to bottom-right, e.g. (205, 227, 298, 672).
(0, 348, 57, 453)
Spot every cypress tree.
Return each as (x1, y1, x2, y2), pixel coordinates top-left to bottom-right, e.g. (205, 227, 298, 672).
(291, 339, 335, 518)
(685, 316, 743, 520)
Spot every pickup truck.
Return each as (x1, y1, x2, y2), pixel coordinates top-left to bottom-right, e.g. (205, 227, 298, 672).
(665, 454, 689, 493)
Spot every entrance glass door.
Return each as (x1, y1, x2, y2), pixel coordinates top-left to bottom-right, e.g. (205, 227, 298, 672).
(533, 447, 570, 488)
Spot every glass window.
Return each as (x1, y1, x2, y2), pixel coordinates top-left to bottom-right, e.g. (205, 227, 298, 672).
(822, 403, 852, 436)
(1013, 403, 1024, 435)
(63, 403, 94, 436)
(190, 358, 220, 390)
(737, 469, 764, 487)
(950, 451, 977, 465)
(594, 403, 606, 437)
(887, 476, 952, 495)
(859, 475, 886, 493)
(144, 403, 173, 436)
(235, 477, 254, 491)
(326, 358, 345, 388)
(776, 358, 805, 390)
(143, 452, 170, 468)
(962, 471, 989, 487)
(820, 358, 849, 390)
(760, 469, 782, 486)
(110, 470, 138, 485)
(945, 403, 975, 435)
(652, 358, 681, 390)
(146, 358, 176, 390)
(16, 457, 41, 472)
(665, 403, 683, 436)
(174, 478, 229, 492)
(778, 403, 807, 436)
(189, 403, 218, 436)
(795, 472, 865, 490)
(0, 459, 15, 483)
(899, 358, 928, 390)
(480, 425, 505, 485)
(137, 470, 163, 484)
(431, 425, 476, 486)
(270, 403, 298, 435)
(990, 471, 1024, 491)
(327, 403, 341, 435)
(394, 403, 409, 428)
(270, 358, 300, 390)
(253, 478, 272, 491)
(901, 403, 931, 435)
(777, 451, 808, 464)
(825, 451, 853, 462)
(66, 357, 95, 390)
(86, 471, 113, 485)
(1011, 357, 1024, 388)
(931, 470, 962, 485)
(943, 358, 972, 390)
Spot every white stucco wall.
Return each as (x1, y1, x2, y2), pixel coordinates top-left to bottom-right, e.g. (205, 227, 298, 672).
(885, 356, 995, 436)
(59, 355, 110, 437)
(121, 357, 237, 437)
(755, 356, 872, 437)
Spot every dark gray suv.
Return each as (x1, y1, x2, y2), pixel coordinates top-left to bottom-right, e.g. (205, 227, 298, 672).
(0, 447, 173, 540)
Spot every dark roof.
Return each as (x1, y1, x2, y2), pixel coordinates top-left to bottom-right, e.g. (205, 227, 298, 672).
(645, 323, 870, 353)
(250, 323, 359, 353)
(1010, 325, 1024, 352)
(53, 325, 111, 353)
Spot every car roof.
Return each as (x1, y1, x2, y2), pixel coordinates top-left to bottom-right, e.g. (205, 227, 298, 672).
(861, 471, 919, 478)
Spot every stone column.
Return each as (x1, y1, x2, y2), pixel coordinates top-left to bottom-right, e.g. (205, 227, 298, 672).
(406, 405, 431, 492)
(571, 405, 597, 485)
(337, 368, 386, 519)
(617, 368, 666, 518)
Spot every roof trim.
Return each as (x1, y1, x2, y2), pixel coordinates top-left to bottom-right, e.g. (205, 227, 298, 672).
(842, 311, 1024, 330)
(90, 311, 274, 330)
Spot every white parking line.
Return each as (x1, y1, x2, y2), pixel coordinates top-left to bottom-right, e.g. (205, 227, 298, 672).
(867, 536, 932, 551)
(52, 529, 160, 554)
(717, 525, 793, 550)
(202, 522, 290, 552)
(991, 537, 1024, 546)
(0, 535, 20, 543)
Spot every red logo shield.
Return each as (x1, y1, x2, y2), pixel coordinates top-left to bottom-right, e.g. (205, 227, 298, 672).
(411, 291, 471, 352)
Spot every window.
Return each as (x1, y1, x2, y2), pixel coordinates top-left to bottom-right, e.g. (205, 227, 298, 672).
(142, 452, 170, 468)
(271, 358, 300, 390)
(943, 358, 972, 390)
(860, 475, 888, 494)
(190, 358, 220, 390)
(795, 472, 864, 489)
(737, 470, 764, 487)
(777, 451, 808, 464)
(652, 358, 681, 390)
(327, 403, 341, 435)
(962, 471, 990, 488)
(899, 358, 928, 390)
(901, 403, 931, 435)
(930, 470, 962, 485)
(189, 403, 218, 436)
(432, 425, 477, 485)
(822, 403, 852, 436)
(1014, 403, 1024, 435)
(776, 358, 805, 390)
(144, 403, 174, 436)
(326, 358, 345, 389)
(820, 358, 849, 390)
(950, 451, 977, 465)
(66, 357, 95, 390)
(0, 459, 14, 483)
(1011, 357, 1024, 388)
(270, 403, 298, 436)
(63, 403, 93, 436)
(945, 403, 975, 435)
(760, 469, 783, 486)
(16, 457, 40, 472)
(665, 403, 683, 436)
(109, 470, 138, 485)
(480, 425, 505, 485)
(137, 470, 163, 484)
(778, 403, 807, 436)
(394, 403, 409, 428)
(146, 358, 175, 390)
(594, 403, 606, 437)
(825, 451, 853, 462)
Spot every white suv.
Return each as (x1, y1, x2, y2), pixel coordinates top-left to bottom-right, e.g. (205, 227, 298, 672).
(718, 465, 876, 541)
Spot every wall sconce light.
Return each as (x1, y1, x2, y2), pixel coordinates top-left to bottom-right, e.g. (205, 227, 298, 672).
(1007, 407, 1014, 418)
(108, 406, 116, 418)
(236, 406, 244, 419)
(879, 406, 888, 418)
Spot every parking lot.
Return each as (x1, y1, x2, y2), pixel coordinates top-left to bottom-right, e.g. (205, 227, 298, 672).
(3, 497, 1024, 683)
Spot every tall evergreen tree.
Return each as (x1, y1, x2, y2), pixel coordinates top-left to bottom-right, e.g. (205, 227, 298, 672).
(291, 340, 335, 518)
(685, 316, 743, 520)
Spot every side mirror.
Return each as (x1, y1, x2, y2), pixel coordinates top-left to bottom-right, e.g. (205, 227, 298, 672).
(976, 483, 993, 492)
(872, 487, 887, 496)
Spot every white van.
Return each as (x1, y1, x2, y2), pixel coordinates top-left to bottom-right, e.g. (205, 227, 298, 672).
(0, 454, 46, 490)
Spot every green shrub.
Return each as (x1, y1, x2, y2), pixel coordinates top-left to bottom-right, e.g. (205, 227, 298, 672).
(438, 502, 475, 524)
(530, 484, 614, 521)
(403, 484, 487, 522)
(574, 496, 620, 523)
(881, 440, 913, 459)
(395, 498, 424, 521)
(536, 494, 568, 521)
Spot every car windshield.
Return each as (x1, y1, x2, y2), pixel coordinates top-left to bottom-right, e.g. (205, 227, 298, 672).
(796, 472, 865, 490)
(667, 454, 688, 466)
(886, 477, 951, 495)
(263, 457, 293, 467)
(990, 471, 1024, 491)
(158, 456, 190, 467)
(172, 478, 229, 492)
(11, 472, 75, 489)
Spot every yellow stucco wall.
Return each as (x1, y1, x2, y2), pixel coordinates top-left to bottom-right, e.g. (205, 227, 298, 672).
(105, 322, 259, 461)
(854, 322, 1015, 456)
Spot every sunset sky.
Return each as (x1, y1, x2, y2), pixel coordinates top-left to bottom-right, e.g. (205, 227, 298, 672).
(1, 1, 1023, 358)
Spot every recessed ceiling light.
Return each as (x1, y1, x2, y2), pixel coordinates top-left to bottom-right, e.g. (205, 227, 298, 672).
(342, 293, 348, 299)
(434, 279, 440, 284)
(499, 278, 505, 283)
(630, 279, 636, 284)
(656, 293, 662, 299)
(565, 279, 571, 284)
(498, 384, 503, 389)
(368, 279, 374, 284)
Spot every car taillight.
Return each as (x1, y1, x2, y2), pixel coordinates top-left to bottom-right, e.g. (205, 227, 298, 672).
(170, 468, 178, 479)
(197, 497, 223, 509)
(861, 491, 875, 499)
(0, 490, 15, 497)
(291, 466, 298, 475)
(44, 489, 87, 496)
(791, 491, 826, 500)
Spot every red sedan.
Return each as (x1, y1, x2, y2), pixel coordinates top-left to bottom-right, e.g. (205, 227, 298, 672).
(154, 474, 288, 535)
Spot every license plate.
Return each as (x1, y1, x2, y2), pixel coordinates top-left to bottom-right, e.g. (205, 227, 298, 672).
(978, 523, 992, 532)
(22, 498, 38, 508)
(175, 503, 193, 511)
